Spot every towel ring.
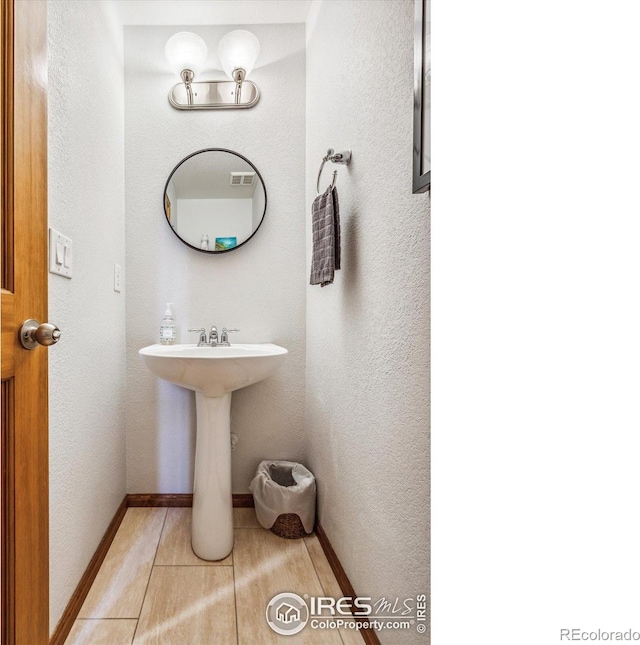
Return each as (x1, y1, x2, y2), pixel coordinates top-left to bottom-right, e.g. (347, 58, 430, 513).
(316, 148, 352, 196)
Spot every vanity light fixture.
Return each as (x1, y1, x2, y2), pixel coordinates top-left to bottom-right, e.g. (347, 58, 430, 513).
(165, 30, 260, 110)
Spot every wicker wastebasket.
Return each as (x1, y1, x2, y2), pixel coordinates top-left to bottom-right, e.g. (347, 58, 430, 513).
(249, 461, 316, 539)
(270, 513, 308, 539)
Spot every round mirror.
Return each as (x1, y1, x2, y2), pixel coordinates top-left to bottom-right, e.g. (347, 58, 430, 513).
(163, 148, 267, 253)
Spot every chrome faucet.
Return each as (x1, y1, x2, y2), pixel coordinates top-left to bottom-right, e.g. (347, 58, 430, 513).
(188, 325, 237, 346)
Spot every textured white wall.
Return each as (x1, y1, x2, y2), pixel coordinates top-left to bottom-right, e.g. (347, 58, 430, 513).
(305, 2, 430, 643)
(47, 0, 126, 634)
(124, 24, 306, 493)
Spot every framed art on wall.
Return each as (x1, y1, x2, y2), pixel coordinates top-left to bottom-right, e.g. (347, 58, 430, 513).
(413, 0, 430, 194)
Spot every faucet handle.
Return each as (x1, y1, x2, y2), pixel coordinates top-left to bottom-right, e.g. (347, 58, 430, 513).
(220, 328, 239, 344)
(188, 328, 207, 344)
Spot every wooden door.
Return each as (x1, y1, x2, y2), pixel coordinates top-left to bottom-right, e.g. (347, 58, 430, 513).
(1, 0, 49, 643)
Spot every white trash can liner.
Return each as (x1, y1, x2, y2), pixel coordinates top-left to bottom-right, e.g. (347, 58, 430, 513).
(249, 460, 316, 533)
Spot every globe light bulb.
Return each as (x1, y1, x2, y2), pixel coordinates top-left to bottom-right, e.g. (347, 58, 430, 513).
(165, 32, 208, 78)
(217, 30, 260, 80)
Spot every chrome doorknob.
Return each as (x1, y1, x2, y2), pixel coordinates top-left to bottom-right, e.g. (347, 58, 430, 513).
(19, 319, 62, 349)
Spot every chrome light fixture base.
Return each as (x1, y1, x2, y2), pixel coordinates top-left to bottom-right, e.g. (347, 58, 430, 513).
(169, 79, 260, 110)
(180, 69, 195, 105)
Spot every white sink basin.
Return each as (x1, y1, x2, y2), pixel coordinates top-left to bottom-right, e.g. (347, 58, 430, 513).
(139, 343, 288, 398)
(139, 342, 287, 561)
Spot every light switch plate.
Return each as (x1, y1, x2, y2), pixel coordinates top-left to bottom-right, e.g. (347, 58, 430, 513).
(49, 228, 72, 278)
(114, 263, 122, 292)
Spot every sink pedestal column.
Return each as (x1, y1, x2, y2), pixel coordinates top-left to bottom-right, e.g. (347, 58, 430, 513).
(191, 391, 233, 560)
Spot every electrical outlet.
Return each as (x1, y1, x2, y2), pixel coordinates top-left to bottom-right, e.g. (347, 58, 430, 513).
(114, 263, 122, 292)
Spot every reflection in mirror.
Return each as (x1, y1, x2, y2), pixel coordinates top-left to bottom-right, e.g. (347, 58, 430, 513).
(422, 28, 430, 174)
(164, 149, 266, 253)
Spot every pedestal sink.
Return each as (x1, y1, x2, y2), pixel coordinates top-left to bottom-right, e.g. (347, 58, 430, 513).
(139, 343, 287, 560)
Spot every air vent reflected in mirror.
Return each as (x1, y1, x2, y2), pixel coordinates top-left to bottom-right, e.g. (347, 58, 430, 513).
(230, 172, 255, 186)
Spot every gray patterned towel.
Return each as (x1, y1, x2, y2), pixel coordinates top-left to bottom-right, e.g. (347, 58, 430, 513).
(310, 186, 341, 286)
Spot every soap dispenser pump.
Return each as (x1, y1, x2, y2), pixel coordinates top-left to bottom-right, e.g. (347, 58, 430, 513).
(159, 303, 176, 345)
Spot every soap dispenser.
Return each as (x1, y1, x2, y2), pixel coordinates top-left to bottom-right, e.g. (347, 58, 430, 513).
(159, 303, 176, 345)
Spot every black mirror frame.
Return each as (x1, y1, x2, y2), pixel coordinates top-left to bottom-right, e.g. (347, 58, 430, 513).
(163, 148, 268, 254)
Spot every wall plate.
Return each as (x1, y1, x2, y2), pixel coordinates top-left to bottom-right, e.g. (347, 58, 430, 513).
(49, 227, 72, 279)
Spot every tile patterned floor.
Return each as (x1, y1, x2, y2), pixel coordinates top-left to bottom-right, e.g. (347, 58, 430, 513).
(64, 507, 364, 644)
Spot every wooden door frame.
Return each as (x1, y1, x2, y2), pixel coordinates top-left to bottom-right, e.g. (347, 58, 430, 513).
(1, 0, 49, 643)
